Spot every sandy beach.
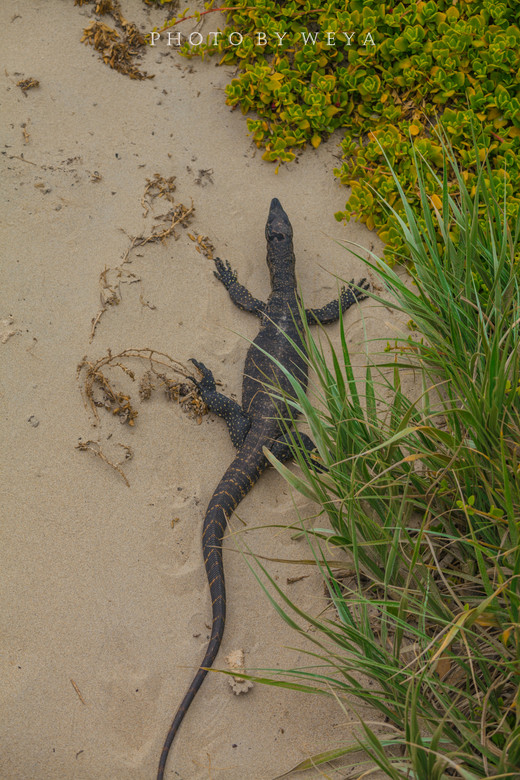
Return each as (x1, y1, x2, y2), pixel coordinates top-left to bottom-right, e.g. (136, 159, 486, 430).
(1, 3, 396, 778)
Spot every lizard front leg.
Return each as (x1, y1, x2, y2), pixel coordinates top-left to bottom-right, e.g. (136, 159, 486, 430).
(214, 257, 267, 318)
(305, 278, 370, 325)
(189, 359, 251, 448)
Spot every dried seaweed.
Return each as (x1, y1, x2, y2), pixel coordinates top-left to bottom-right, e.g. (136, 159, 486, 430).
(77, 348, 208, 485)
(187, 232, 215, 260)
(77, 0, 153, 80)
(90, 174, 194, 342)
(77, 348, 207, 426)
(78, 171, 206, 486)
(141, 173, 177, 217)
(17, 78, 39, 93)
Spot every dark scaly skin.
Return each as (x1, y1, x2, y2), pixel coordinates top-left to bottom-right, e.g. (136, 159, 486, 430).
(157, 198, 369, 779)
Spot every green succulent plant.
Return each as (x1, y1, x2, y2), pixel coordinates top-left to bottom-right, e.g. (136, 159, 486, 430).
(150, 0, 520, 263)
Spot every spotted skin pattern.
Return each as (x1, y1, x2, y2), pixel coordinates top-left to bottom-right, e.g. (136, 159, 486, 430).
(157, 199, 369, 780)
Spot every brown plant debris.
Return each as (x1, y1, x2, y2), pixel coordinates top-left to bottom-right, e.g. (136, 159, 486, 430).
(21, 121, 30, 144)
(142, 0, 179, 7)
(139, 293, 156, 310)
(77, 0, 152, 80)
(69, 678, 86, 705)
(75, 439, 133, 487)
(17, 78, 39, 93)
(89, 174, 194, 341)
(141, 173, 177, 217)
(93, 0, 115, 12)
(76, 349, 206, 486)
(77, 347, 208, 426)
(187, 232, 216, 260)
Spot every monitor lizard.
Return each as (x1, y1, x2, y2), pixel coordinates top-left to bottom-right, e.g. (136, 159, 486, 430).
(157, 197, 369, 779)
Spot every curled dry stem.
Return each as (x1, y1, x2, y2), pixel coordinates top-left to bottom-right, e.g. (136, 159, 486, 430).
(77, 347, 207, 426)
(75, 439, 133, 487)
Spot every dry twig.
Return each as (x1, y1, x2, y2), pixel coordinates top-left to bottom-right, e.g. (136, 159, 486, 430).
(89, 174, 194, 341)
(75, 439, 133, 487)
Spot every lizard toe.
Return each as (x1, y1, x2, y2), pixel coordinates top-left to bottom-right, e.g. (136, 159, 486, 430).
(189, 358, 217, 392)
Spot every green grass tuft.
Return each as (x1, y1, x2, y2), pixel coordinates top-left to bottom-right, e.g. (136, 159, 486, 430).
(249, 132, 520, 777)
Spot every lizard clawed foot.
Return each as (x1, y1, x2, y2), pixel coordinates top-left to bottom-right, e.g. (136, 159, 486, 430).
(308, 451, 329, 474)
(213, 257, 238, 289)
(356, 277, 370, 292)
(188, 359, 216, 391)
(340, 278, 370, 307)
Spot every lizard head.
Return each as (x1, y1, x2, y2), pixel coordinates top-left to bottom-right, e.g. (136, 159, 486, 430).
(265, 198, 295, 274)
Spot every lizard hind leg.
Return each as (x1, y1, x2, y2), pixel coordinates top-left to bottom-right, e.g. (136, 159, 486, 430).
(269, 430, 328, 472)
(189, 359, 251, 448)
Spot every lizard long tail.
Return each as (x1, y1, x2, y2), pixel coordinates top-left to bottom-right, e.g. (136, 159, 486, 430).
(157, 448, 266, 780)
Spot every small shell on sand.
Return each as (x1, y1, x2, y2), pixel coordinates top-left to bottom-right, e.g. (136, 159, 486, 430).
(225, 649, 254, 695)
(1, 315, 20, 344)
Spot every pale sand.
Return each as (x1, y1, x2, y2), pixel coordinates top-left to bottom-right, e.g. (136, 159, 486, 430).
(1, 3, 399, 778)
